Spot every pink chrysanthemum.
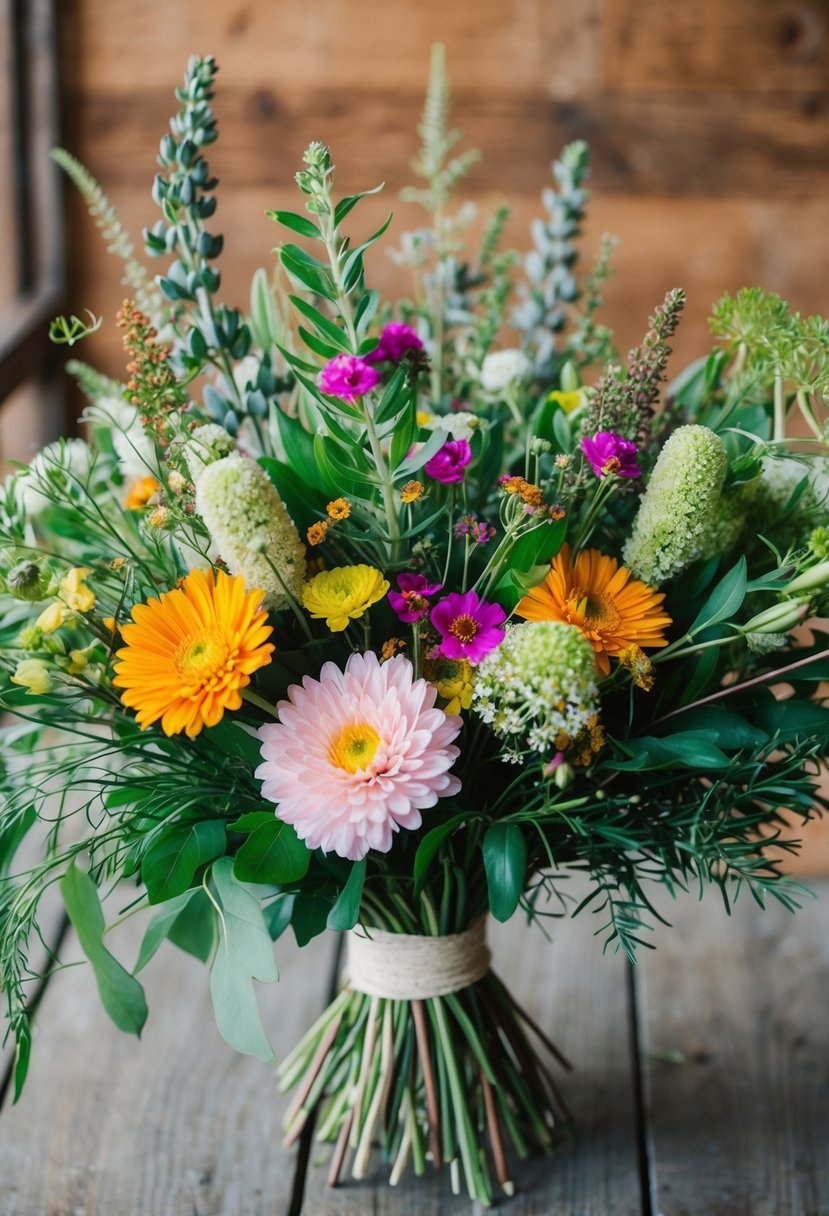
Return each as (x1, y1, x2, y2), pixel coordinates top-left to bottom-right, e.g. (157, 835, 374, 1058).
(317, 354, 380, 402)
(255, 651, 462, 861)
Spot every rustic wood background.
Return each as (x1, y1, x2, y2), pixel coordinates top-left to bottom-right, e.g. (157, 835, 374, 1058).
(58, 0, 829, 870)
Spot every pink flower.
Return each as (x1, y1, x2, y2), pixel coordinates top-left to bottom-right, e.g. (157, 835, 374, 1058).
(256, 652, 461, 861)
(365, 322, 423, 364)
(317, 354, 380, 402)
(580, 432, 641, 479)
(424, 439, 472, 485)
(388, 573, 443, 623)
(454, 515, 496, 544)
(430, 590, 506, 664)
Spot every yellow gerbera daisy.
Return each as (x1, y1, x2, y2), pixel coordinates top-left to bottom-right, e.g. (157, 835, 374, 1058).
(515, 543, 672, 675)
(113, 569, 274, 737)
(302, 565, 389, 632)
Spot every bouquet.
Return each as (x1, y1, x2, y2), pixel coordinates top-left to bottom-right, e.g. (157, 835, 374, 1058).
(2, 50, 828, 1205)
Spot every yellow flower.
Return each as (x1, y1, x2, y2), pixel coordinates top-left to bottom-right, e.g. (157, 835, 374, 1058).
(37, 601, 69, 634)
(11, 658, 51, 695)
(302, 565, 389, 632)
(547, 389, 585, 415)
(326, 498, 351, 521)
(306, 521, 329, 546)
(401, 480, 425, 504)
(516, 544, 672, 676)
(380, 636, 406, 662)
(102, 616, 117, 633)
(434, 659, 475, 714)
(416, 410, 433, 428)
(112, 568, 274, 737)
(68, 649, 88, 674)
(60, 567, 95, 613)
(124, 475, 161, 509)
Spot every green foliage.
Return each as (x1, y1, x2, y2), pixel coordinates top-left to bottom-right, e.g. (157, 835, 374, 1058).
(482, 823, 527, 922)
(401, 43, 481, 213)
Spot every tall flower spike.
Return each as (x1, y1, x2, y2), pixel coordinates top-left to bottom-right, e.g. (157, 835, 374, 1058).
(196, 454, 306, 611)
(623, 425, 728, 585)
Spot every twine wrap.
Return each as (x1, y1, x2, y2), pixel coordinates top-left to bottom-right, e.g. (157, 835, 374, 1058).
(344, 917, 490, 1000)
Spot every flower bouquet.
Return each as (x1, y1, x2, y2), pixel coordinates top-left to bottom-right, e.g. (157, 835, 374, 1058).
(2, 50, 829, 1205)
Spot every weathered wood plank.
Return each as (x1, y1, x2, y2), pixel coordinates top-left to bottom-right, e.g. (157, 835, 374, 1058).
(298, 899, 643, 1216)
(641, 882, 829, 1216)
(0, 915, 337, 1216)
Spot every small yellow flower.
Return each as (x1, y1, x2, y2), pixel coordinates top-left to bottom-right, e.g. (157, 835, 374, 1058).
(326, 497, 351, 521)
(36, 601, 69, 634)
(428, 658, 475, 714)
(11, 658, 51, 695)
(148, 506, 170, 529)
(124, 475, 161, 509)
(618, 644, 655, 692)
(68, 649, 89, 675)
(302, 565, 389, 632)
(380, 637, 407, 662)
(416, 410, 434, 428)
(109, 557, 127, 570)
(401, 480, 425, 504)
(547, 389, 585, 415)
(307, 521, 330, 546)
(60, 568, 95, 613)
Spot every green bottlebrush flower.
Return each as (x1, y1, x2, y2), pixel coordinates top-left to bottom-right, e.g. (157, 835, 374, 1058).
(472, 620, 599, 763)
(6, 560, 50, 602)
(195, 453, 306, 611)
(623, 425, 728, 584)
(182, 423, 236, 485)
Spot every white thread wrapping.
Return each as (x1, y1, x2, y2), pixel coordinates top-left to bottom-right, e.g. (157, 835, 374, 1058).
(344, 917, 490, 1000)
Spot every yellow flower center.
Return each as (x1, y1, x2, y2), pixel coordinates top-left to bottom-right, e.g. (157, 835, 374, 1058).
(569, 588, 622, 635)
(175, 629, 231, 684)
(328, 721, 381, 774)
(448, 614, 479, 643)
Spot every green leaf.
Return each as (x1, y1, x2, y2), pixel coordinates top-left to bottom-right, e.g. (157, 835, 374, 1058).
(280, 244, 336, 301)
(141, 820, 226, 904)
(658, 707, 768, 751)
(61, 864, 148, 1036)
(228, 811, 273, 834)
(203, 717, 264, 769)
(259, 454, 328, 530)
(264, 894, 296, 941)
(689, 557, 747, 636)
(168, 889, 216, 963)
(12, 1022, 31, 1104)
(266, 209, 320, 239)
(297, 325, 343, 361)
(750, 698, 829, 743)
(134, 889, 201, 972)
(333, 182, 385, 229)
(483, 823, 527, 923)
(289, 295, 350, 352)
(292, 894, 331, 947)
(326, 859, 366, 930)
(314, 433, 372, 497)
(272, 409, 319, 483)
(395, 427, 448, 478)
(508, 518, 567, 576)
(354, 289, 380, 339)
(208, 857, 278, 1062)
(233, 819, 311, 886)
(607, 732, 731, 771)
(342, 213, 393, 284)
(413, 813, 466, 893)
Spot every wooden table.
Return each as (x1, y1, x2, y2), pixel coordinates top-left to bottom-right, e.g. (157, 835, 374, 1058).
(1, 881, 827, 1215)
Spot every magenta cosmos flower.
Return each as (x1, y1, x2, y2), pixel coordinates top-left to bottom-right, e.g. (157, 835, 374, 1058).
(256, 651, 461, 861)
(424, 439, 472, 485)
(580, 432, 641, 479)
(430, 590, 506, 664)
(365, 322, 423, 365)
(317, 353, 380, 402)
(388, 573, 443, 623)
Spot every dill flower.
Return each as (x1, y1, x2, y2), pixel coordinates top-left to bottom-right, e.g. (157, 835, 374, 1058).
(326, 498, 350, 521)
(618, 643, 655, 691)
(11, 658, 52, 695)
(113, 568, 274, 737)
(623, 425, 728, 584)
(124, 475, 161, 509)
(472, 621, 599, 762)
(516, 544, 671, 675)
(196, 454, 306, 612)
(302, 565, 389, 632)
(380, 637, 407, 661)
(256, 651, 461, 860)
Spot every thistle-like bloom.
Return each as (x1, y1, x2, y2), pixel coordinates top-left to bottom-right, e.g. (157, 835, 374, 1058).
(623, 425, 727, 584)
(317, 354, 380, 402)
(516, 544, 671, 675)
(388, 573, 443, 623)
(113, 568, 274, 737)
(430, 590, 506, 664)
(424, 439, 472, 485)
(196, 454, 306, 612)
(365, 322, 423, 364)
(473, 621, 599, 762)
(580, 432, 641, 479)
(256, 651, 462, 860)
(302, 564, 389, 632)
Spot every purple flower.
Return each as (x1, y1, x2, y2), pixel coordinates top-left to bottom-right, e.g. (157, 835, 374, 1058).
(454, 514, 496, 544)
(388, 573, 443, 624)
(430, 590, 506, 664)
(580, 432, 641, 479)
(424, 439, 472, 485)
(317, 354, 380, 402)
(365, 323, 423, 365)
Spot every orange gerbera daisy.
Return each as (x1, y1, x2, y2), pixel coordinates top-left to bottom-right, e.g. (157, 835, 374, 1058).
(113, 569, 274, 737)
(515, 543, 672, 675)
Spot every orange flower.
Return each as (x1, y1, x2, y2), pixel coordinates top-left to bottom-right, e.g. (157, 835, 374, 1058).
(307, 521, 330, 546)
(326, 497, 351, 521)
(113, 569, 274, 737)
(124, 475, 160, 510)
(516, 543, 672, 675)
(401, 480, 425, 504)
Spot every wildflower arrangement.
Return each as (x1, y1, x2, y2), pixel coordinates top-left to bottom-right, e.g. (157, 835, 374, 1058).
(2, 50, 829, 1205)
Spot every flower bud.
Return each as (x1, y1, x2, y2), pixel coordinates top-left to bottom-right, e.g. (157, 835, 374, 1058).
(742, 599, 809, 635)
(560, 360, 580, 394)
(554, 761, 575, 790)
(11, 658, 51, 695)
(7, 560, 49, 602)
(785, 559, 829, 594)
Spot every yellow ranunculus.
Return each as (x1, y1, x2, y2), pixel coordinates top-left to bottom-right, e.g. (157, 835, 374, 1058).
(60, 567, 95, 613)
(302, 565, 389, 632)
(11, 658, 51, 695)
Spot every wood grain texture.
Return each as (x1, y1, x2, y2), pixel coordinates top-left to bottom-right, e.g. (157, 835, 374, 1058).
(299, 902, 642, 1216)
(641, 882, 829, 1216)
(0, 916, 337, 1216)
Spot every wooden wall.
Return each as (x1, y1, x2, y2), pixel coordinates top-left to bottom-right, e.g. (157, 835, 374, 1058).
(60, 0, 829, 382)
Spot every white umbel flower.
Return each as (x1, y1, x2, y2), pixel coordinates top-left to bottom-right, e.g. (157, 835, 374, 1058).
(480, 349, 532, 394)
